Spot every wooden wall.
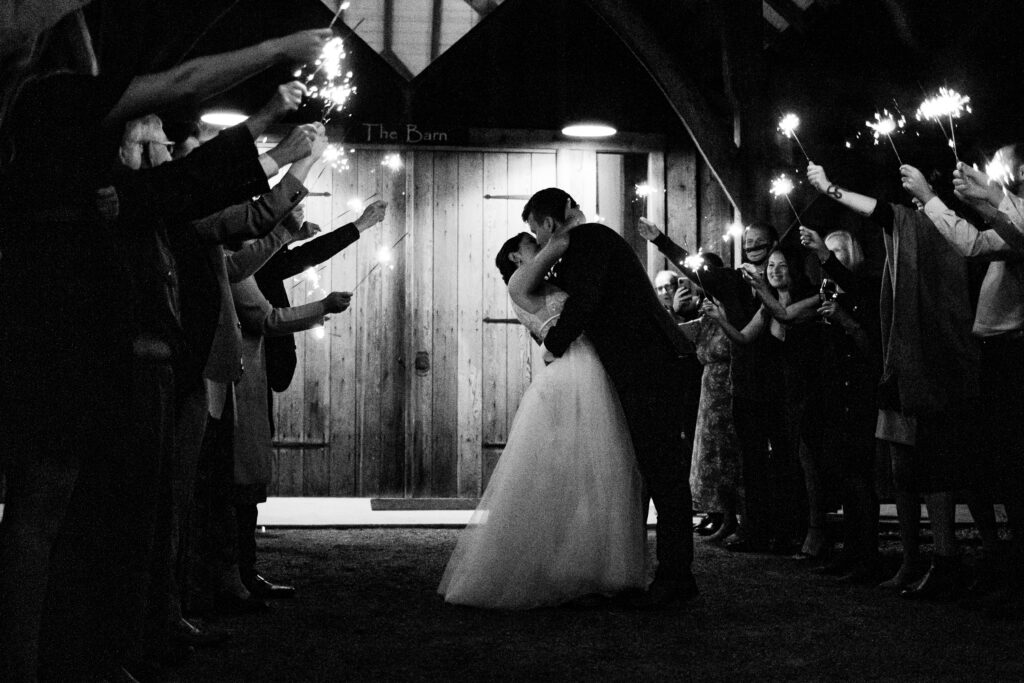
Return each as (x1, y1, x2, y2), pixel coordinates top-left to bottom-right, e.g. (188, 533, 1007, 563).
(267, 139, 728, 498)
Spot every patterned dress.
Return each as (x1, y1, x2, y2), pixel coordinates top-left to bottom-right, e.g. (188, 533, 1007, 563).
(682, 316, 742, 513)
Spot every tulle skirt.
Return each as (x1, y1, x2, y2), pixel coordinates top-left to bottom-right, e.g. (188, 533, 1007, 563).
(438, 335, 646, 609)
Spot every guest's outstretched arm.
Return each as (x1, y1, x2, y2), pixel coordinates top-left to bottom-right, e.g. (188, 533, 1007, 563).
(703, 300, 765, 345)
(807, 163, 878, 217)
(741, 263, 819, 323)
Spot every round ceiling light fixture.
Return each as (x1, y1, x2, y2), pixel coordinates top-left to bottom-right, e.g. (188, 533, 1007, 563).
(200, 111, 249, 128)
(561, 122, 617, 138)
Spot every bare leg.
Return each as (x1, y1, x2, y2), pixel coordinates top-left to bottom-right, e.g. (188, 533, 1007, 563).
(879, 443, 921, 588)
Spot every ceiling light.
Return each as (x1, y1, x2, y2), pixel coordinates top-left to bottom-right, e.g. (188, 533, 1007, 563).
(200, 111, 249, 128)
(561, 122, 617, 138)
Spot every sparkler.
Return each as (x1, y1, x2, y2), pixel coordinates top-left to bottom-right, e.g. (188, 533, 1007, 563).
(865, 110, 906, 165)
(984, 150, 1024, 225)
(635, 183, 654, 216)
(770, 174, 803, 223)
(381, 153, 403, 171)
(350, 232, 409, 293)
(778, 113, 811, 163)
(682, 250, 709, 294)
(916, 87, 972, 162)
(722, 221, 744, 243)
(333, 192, 379, 223)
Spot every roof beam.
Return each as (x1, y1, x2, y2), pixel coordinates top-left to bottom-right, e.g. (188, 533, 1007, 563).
(582, 0, 744, 216)
(430, 0, 443, 61)
(463, 0, 500, 15)
(763, 0, 808, 33)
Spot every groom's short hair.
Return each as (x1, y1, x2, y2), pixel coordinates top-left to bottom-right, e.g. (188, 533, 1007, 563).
(521, 187, 578, 225)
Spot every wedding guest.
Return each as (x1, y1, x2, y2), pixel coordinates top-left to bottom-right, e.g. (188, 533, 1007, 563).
(794, 228, 882, 583)
(676, 253, 742, 544)
(244, 199, 387, 598)
(905, 157, 1024, 612)
(637, 217, 787, 553)
(806, 162, 981, 597)
(0, 14, 331, 679)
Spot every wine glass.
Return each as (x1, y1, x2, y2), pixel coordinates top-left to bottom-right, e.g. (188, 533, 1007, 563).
(818, 277, 839, 325)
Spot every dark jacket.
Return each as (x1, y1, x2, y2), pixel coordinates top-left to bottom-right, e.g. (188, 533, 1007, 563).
(543, 223, 689, 391)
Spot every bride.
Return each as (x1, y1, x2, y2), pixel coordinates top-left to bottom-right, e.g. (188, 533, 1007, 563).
(438, 207, 646, 609)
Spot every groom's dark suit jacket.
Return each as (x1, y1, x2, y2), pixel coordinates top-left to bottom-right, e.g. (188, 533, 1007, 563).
(544, 223, 690, 391)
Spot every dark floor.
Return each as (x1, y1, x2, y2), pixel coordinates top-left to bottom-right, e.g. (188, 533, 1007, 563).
(175, 528, 1024, 682)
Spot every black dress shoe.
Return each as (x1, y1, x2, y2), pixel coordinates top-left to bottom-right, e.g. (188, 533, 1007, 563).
(246, 574, 297, 599)
(173, 617, 231, 647)
(629, 575, 699, 610)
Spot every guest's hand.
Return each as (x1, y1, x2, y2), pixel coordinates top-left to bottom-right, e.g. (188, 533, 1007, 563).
(308, 124, 328, 160)
(268, 124, 317, 167)
(953, 162, 1004, 208)
(289, 220, 320, 242)
(637, 217, 663, 242)
(739, 263, 767, 288)
(291, 205, 305, 225)
(900, 164, 937, 205)
(268, 81, 307, 118)
(807, 163, 831, 194)
(700, 298, 725, 322)
(323, 291, 352, 313)
(798, 226, 830, 262)
(355, 200, 388, 232)
(542, 349, 556, 364)
(271, 29, 335, 63)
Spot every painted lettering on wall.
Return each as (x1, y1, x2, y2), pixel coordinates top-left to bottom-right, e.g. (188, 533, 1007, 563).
(362, 123, 449, 144)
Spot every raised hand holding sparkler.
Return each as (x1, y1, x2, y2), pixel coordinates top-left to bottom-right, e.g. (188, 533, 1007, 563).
(778, 113, 812, 164)
(899, 164, 937, 205)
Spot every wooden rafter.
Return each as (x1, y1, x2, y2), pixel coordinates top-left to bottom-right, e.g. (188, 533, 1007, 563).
(582, 0, 744, 216)
(430, 0, 443, 61)
(764, 0, 808, 33)
(463, 0, 500, 15)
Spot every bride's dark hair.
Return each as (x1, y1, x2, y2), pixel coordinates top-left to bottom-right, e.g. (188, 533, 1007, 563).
(496, 232, 533, 284)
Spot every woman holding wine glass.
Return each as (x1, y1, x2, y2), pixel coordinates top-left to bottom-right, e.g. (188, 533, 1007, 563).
(798, 226, 884, 582)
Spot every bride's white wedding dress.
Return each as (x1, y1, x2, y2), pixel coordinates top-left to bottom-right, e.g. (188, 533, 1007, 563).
(438, 289, 646, 609)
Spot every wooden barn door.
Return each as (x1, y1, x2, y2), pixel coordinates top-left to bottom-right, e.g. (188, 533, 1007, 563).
(269, 147, 408, 497)
(268, 145, 657, 498)
(407, 150, 556, 497)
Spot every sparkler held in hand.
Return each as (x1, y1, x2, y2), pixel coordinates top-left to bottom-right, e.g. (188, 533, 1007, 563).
(916, 87, 972, 163)
(350, 232, 409, 293)
(778, 113, 812, 164)
(865, 110, 907, 165)
(770, 174, 803, 223)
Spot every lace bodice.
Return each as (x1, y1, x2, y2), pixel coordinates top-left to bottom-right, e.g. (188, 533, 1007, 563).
(512, 289, 569, 340)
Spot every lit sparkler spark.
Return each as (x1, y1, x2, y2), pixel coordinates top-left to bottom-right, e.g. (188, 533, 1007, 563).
(381, 153, 403, 171)
(351, 233, 410, 293)
(778, 113, 811, 163)
(770, 175, 794, 197)
(865, 110, 906, 164)
(722, 222, 744, 243)
(311, 324, 326, 340)
(986, 150, 1014, 188)
(683, 252, 705, 272)
(297, 36, 357, 124)
(346, 197, 364, 212)
(322, 143, 350, 172)
(770, 174, 803, 222)
(916, 87, 972, 162)
(634, 183, 654, 198)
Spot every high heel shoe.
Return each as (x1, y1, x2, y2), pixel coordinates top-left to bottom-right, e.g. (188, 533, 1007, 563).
(704, 514, 737, 543)
(693, 514, 716, 535)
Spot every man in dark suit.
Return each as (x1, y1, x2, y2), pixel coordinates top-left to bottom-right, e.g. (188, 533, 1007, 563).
(522, 187, 697, 608)
(239, 199, 387, 598)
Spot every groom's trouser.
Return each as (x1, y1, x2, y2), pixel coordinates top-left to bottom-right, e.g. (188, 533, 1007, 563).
(617, 373, 693, 581)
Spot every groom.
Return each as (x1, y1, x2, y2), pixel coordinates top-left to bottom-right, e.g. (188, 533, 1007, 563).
(522, 188, 698, 608)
